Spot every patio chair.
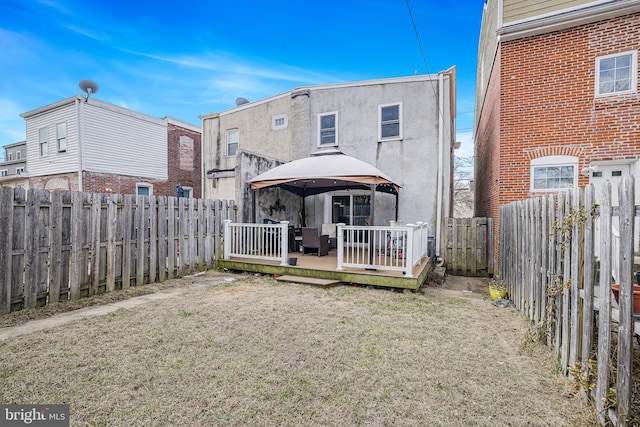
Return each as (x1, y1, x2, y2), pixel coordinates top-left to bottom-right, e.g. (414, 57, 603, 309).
(301, 227, 329, 256)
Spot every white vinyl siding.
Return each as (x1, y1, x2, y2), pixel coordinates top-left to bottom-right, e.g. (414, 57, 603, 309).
(26, 103, 77, 175)
(82, 103, 167, 179)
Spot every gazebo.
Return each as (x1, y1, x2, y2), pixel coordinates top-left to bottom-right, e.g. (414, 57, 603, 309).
(248, 149, 401, 226)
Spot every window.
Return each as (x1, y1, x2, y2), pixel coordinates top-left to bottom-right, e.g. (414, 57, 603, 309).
(181, 186, 192, 198)
(136, 183, 153, 196)
(530, 155, 578, 191)
(227, 129, 239, 156)
(0, 170, 7, 177)
(39, 127, 48, 157)
(596, 51, 637, 96)
(271, 114, 288, 130)
(16, 168, 24, 175)
(332, 194, 371, 226)
(16, 151, 21, 160)
(7, 152, 13, 161)
(56, 122, 67, 152)
(379, 103, 402, 141)
(318, 112, 337, 146)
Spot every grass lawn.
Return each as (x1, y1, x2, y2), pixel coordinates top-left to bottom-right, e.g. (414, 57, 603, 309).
(0, 272, 598, 426)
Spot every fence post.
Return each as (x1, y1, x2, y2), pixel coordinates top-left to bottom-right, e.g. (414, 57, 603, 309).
(616, 176, 635, 425)
(405, 224, 414, 278)
(595, 181, 613, 425)
(336, 223, 345, 271)
(280, 221, 289, 266)
(223, 220, 232, 260)
(0, 187, 13, 314)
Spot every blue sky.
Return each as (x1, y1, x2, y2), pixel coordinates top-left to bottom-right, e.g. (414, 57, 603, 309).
(0, 0, 482, 162)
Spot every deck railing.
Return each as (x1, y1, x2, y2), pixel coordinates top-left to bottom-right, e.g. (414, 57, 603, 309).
(223, 220, 289, 265)
(336, 222, 431, 277)
(221, 220, 432, 276)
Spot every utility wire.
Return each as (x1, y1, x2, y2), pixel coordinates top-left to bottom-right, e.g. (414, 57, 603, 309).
(405, 0, 454, 146)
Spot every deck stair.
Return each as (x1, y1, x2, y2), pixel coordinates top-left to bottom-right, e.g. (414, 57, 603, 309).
(275, 275, 342, 288)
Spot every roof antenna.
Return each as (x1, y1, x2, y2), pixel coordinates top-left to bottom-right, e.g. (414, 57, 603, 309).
(79, 80, 99, 102)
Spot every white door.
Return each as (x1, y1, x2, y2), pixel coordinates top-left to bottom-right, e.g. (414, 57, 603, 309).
(590, 161, 637, 281)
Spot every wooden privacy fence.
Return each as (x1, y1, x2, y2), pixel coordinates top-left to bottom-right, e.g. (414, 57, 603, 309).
(500, 178, 637, 426)
(0, 187, 235, 315)
(444, 217, 494, 276)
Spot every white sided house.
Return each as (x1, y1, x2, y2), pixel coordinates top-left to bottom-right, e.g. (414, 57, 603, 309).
(20, 96, 201, 196)
(202, 71, 456, 256)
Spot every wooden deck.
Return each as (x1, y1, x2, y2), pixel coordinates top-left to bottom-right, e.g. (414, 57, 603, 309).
(219, 250, 433, 290)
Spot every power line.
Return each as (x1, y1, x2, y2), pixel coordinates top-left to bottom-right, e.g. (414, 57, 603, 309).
(405, 0, 453, 144)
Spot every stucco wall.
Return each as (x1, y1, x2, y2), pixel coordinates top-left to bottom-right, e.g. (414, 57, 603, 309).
(202, 75, 455, 248)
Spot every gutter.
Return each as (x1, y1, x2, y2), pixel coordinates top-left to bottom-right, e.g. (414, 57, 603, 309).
(435, 72, 445, 258)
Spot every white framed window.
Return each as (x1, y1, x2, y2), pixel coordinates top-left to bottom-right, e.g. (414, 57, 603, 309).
(16, 167, 24, 175)
(136, 183, 153, 196)
(530, 155, 578, 192)
(379, 102, 402, 141)
(318, 112, 338, 146)
(271, 114, 288, 130)
(56, 122, 67, 152)
(7, 152, 13, 161)
(596, 50, 637, 96)
(181, 186, 193, 198)
(39, 127, 48, 157)
(16, 151, 21, 160)
(0, 170, 7, 177)
(227, 129, 239, 156)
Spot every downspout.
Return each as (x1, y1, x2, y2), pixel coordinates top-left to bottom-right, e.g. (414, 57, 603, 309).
(435, 72, 444, 257)
(76, 97, 84, 192)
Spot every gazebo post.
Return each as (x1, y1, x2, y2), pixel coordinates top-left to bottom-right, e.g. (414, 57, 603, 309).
(369, 184, 375, 265)
(395, 192, 399, 222)
(252, 189, 257, 223)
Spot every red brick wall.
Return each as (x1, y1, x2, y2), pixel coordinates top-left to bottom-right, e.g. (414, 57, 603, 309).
(83, 172, 168, 195)
(476, 13, 640, 270)
(475, 45, 502, 262)
(499, 13, 640, 206)
(167, 124, 202, 198)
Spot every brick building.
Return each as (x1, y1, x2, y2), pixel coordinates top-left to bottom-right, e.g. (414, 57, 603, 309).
(475, 0, 640, 265)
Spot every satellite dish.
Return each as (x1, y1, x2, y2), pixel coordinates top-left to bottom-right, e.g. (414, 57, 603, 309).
(235, 97, 249, 106)
(79, 80, 99, 102)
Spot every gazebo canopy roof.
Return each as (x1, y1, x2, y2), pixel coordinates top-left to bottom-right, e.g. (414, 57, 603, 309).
(249, 150, 400, 197)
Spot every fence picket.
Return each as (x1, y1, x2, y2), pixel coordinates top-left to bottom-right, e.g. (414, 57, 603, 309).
(444, 217, 492, 276)
(500, 179, 638, 426)
(0, 189, 230, 315)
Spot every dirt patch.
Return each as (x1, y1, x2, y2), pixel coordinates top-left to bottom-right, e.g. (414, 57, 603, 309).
(0, 273, 598, 426)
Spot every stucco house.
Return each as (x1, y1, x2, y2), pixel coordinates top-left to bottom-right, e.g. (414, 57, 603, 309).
(0, 141, 29, 189)
(474, 0, 640, 261)
(19, 96, 202, 197)
(201, 72, 456, 255)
